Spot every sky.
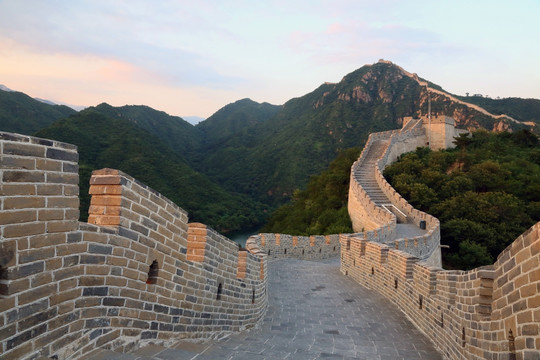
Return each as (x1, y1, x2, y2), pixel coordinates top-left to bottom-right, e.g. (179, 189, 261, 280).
(0, 0, 538, 119)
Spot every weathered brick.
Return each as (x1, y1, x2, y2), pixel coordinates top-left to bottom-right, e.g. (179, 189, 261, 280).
(80, 254, 106, 265)
(30, 233, 67, 248)
(0, 323, 16, 342)
(90, 174, 122, 185)
(83, 286, 109, 297)
(46, 147, 78, 162)
(47, 172, 78, 185)
(6, 323, 47, 350)
(88, 214, 120, 226)
(3, 170, 45, 183)
(89, 184, 122, 195)
(64, 185, 79, 196)
(88, 205, 121, 216)
(9, 261, 44, 279)
(19, 247, 55, 264)
(0, 155, 36, 169)
(85, 318, 110, 328)
(47, 220, 77, 233)
(54, 266, 84, 282)
(36, 184, 63, 196)
(3, 221, 45, 238)
(38, 209, 64, 221)
(35, 158, 62, 171)
(89, 243, 113, 255)
(19, 307, 57, 331)
(0, 183, 36, 196)
(3, 196, 45, 209)
(0, 240, 16, 268)
(103, 297, 126, 307)
(18, 283, 57, 305)
(34, 326, 69, 349)
(47, 196, 79, 209)
(3, 142, 45, 157)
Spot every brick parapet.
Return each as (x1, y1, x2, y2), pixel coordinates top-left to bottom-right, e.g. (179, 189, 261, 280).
(0, 131, 268, 360)
(247, 233, 340, 261)
(341, 222, 540, 360)
(348, 118, 441, 264)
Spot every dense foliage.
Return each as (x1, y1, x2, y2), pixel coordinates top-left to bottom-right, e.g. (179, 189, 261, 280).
(384, 130, 540, 269)
(91, 103, 202, 155)
(261, 147, 360, 235)
(35, 110, 269, 234)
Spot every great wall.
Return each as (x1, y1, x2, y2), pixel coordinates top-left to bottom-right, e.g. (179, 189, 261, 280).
(1, 113, 539, 359)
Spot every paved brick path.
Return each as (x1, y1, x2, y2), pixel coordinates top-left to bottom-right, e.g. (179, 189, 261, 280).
(90, 258, 442, 360)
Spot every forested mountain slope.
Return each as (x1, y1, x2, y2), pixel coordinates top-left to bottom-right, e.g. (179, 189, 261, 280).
(35, 110, 268, 234)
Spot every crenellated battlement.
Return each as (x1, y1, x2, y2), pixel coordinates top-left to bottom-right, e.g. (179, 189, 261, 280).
(347, 118, 443, 265)
(247, 233, 340, 260)
(0, 132, 268, 360)
(340, 223, 539, 360)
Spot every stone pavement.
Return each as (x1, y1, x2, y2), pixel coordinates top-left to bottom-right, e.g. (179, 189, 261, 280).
(89, 258, 443, 360)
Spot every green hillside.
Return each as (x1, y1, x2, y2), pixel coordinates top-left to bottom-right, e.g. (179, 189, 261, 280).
(196, 98, 281, 144)
(455, 95, 540, 125)
(35, 110, 268, 234)
(0, 90, 76, 134)
(261, 147, 360, 235)
(91, 103, 202, 155)
(383, 130, 540, 269)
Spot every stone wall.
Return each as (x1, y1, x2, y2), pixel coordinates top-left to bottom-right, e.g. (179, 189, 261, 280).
(340, 222, 540, 360)
(0, 132, 268, 360)
(347, 130, 396, 233)
(247, 233, 341, 261)
(347, 119, 441, 264)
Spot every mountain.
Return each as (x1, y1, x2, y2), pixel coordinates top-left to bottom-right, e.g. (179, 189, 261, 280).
(196, 98, 281, 144)
(0, 89, 76, 134)
(35, 109, 268, 234)
(90, 103, 202, 155)
(193, 61, 532, 205)
(0, 84, 14, 92)
(3, 60, 538, 234)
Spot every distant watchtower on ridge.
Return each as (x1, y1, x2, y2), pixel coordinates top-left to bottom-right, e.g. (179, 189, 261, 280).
(403, 115, 467, 150)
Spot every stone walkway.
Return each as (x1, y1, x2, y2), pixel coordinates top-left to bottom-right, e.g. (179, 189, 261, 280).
(89, 258, 442, 360)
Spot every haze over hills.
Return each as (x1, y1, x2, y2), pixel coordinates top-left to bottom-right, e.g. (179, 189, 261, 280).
(1, 60, 539, 233)
(183, 116, 206, 125)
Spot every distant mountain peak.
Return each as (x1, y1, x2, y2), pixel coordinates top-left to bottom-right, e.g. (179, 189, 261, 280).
(35, 98, 57, 106)
(0, 84, 14, 92)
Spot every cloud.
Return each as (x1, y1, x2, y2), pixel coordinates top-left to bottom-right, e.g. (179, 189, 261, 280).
(0, 0, 242, 88)
(288, 20, 467, 67)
